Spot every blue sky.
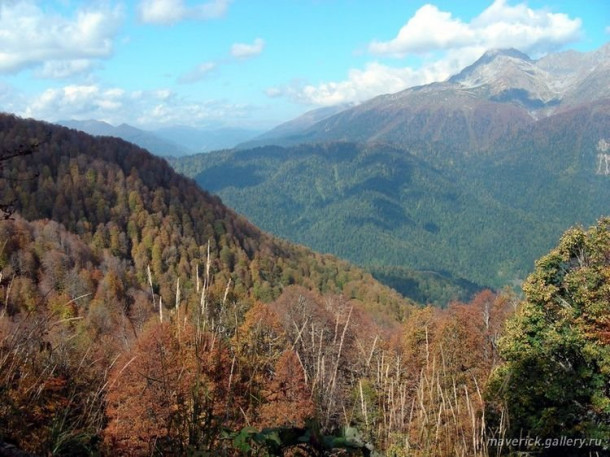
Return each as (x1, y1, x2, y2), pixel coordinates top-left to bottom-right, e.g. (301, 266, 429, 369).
(0, 0, 608, 130)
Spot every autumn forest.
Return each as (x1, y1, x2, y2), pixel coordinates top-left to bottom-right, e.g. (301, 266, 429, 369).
(0, 113, 609, 456)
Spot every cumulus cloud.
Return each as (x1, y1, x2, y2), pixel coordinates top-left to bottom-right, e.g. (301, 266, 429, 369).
(282, 0, 582, 106)
(138, 0, 231, 25)
(369, 5, 473, 57)
(23, 85, 125, 119)
(268, 61, 455, 106)
(369, 0, 581, 57)
(231, 38, 265, 59)
(0, 1, 123, 75)
(16, 83, 246, 128)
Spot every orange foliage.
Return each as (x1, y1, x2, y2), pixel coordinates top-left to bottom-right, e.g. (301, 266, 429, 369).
(104, 321, 244, 456)
(258, 350, 316, 428)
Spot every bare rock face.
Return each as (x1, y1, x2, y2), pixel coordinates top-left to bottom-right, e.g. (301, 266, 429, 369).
(596, 139, 610, 176)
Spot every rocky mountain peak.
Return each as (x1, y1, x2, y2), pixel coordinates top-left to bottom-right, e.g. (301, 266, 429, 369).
(247, 43, 609, 151)
(449, 48, 531, 84)
(479, 47, 532, 64)
(449, 48, 562, 110)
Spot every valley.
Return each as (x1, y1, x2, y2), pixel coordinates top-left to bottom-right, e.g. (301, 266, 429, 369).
(1, 42, 609, 457)
(172, 45, 610, 306)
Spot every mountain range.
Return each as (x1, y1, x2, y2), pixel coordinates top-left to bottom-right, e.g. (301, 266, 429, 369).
(59, 119, 261, 157)
(171, 43, 610, 305)
(238, 103, 353, 149)
(242, 44, 610, 152)
(1, 44, 609, 456)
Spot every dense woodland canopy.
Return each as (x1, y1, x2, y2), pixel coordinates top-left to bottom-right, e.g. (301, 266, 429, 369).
(171, 101, 610, 306)
(0, 114, 608, 456)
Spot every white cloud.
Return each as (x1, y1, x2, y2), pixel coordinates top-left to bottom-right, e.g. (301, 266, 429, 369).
(16, 83, 246, 129)
(136, 99, 248, 126)
(231, 38, 265, 59)
(34, 60, 96, 79)
(138, 0, 185, 25)
(282, 0, 582, 106)
(370, 0, 581, 57)
(178, 39, 263, 85)
(369, 4, 474, 57)
(0, 1, 123, 75)
(269, 61, 455, 106)
(196, 0, 232, 20)
(24, 85, 125, 119)
(138, 0, 231, 25)
(178, 61, 217, 84)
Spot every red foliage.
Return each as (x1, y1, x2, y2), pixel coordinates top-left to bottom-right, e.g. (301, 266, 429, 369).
(104, 321, 244, 456)
(258, 349, 315, 428)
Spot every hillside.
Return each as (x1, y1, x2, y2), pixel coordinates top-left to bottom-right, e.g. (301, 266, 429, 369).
(172, 101, 609, 302)
(1, 114, 411, 319)
(0, 113, 423, 455)
(462, 100, 610, 221)
(1, 115, 607, 457)
(170, 46, 610, 304)
(171, 142, 555, 299)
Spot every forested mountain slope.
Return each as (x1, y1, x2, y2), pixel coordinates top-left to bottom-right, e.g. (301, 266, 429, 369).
(1, 113, 608, 456)
(171, 47, 610, 304)
(0, 113, 416, 455)
(462, 100, 610, 220)
(170, 141, 561, 299)
(0, 114, 409, 318)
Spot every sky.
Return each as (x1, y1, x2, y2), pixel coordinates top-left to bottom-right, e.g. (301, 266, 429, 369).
(0, 0, 608, 131)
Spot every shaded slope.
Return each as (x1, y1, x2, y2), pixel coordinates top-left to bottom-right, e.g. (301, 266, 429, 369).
(172, 142, 553, 296)
(461, 100, 610, 227)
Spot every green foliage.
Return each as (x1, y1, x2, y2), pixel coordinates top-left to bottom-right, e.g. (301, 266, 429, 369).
(224, 424, 377, 456)
(171, 141, 556, 303)
(0, 114, 416, 455)
(171, 101, 610, 306)
(0, 114, 411, 318)
(369, 265, 481, 307)
(488, 218, 610, 455)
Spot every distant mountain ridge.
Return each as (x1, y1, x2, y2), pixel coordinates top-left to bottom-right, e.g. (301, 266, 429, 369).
(155, 125, 262, 152)
(249, 43, 610, 151)
(59, 119, 190, 157)
(238, 104, 353, 149)
(58, 120, 262, 156)
(171, 43, 610, 305)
